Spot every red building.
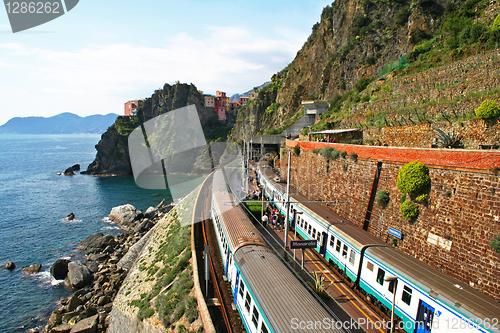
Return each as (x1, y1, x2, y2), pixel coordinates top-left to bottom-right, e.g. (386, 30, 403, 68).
(214, 91, 229, 121)
(124, 100, 141, 117)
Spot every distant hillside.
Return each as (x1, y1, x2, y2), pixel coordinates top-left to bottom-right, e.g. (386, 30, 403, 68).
(229, 82, 269, 102)
(0, 113, 120, 134)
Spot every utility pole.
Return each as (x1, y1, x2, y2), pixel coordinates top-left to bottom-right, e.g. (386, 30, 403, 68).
(284, 151, 291, 252)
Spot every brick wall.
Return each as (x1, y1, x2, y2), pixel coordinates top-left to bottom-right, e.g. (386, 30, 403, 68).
(363, 119, 500, 149)
(283, 140, 500, 299)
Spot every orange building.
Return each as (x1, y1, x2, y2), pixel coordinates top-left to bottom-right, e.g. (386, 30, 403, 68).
(124, 100, 141, 116)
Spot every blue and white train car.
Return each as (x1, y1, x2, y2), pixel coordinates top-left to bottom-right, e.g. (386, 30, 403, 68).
(211, 169, 348, 333)
(257, 161, 500, 333)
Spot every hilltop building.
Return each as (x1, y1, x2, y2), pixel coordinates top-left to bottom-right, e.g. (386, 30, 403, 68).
(124, 100, 143, 117)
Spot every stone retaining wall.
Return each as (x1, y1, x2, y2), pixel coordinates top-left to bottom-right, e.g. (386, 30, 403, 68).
(283, 140, 500, 300)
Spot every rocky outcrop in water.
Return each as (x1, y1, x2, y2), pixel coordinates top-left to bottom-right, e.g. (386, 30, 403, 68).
(22, 264, 42, 275)
(5, 261, 15, 270)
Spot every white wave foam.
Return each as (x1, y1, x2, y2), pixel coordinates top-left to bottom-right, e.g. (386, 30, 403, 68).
(102, 217, 113, 223)
(104, 226, 121, 231)
(61, 218, 83, 224)
(36, 271, 65, 287)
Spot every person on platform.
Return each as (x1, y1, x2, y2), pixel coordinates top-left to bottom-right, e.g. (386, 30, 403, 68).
(262, 213, 268, 228)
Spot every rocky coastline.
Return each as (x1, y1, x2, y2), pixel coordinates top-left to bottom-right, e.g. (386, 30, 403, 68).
(41, 200, 173, 333)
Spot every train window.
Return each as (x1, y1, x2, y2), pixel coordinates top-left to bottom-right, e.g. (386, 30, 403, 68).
(312, 229, 316, 239)
(304, 221, 308, 230)
(316, 232, 321, 241)
(239, 279, 245, 298)
(245, 292, 251, 312)
(376, 268, 385, 285)
(349, 249, 356, 265)
(261, 324, 269, 333)
(330, 235, 335, 247)
(342, 244, 348, 258)
(388, 280, 396, 294)
(336, 240, 341, 252)
(252, 306, 260, 327)
(402, 286, 412, 305)
(366, 261, 374, 271)
(308, 225, 312, 235)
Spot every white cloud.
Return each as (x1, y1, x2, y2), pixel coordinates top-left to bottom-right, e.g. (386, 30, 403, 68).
(0, 26, 299, 124)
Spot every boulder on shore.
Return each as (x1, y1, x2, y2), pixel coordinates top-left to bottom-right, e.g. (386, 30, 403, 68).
(71, 164, 81, 171)
(79, 233, 104, 250)
(108, 204, 142, 226)
(144, 206, 157, 219)
(5, 261, 15, 270)
(84, 235, 116, 254)
(69, 314, 98, 333)
(22, 264, 42, 275)
(51, 259, 71, 280)
(67, 262, 92, 289)
(66, 213, 75, 221)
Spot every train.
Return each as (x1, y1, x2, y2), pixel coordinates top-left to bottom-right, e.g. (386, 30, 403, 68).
(257, 160, 500, 333)
(210, 168, 349, 333)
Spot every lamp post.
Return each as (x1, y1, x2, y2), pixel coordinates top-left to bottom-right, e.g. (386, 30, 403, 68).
(384, 276, 398, 333)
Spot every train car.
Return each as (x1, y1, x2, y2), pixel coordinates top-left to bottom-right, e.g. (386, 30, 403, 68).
(257, 161, 500, 333)
(210, 168, 347, 333)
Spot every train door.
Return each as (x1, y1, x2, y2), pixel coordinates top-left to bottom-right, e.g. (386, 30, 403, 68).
(233, 271, 240, 304)
(415, 299, 435, 333)
(291, 209, 296, 229)
(319, 232, 328, 257)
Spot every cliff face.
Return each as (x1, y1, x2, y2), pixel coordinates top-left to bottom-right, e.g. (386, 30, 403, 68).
(83, 125, 131, 175)
(84, 83, 219, 176)
(230, 0, 449, 141)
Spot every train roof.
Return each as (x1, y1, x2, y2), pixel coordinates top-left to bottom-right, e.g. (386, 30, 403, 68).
(365, 246, 500, 324)
(234, 245, 345, 333)
(212, 169, 229, 194)
(258, 163, 385, 248)
(212, 190, 267, 253)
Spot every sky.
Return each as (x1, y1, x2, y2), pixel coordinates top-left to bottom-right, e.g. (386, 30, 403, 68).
(0, 0, 331, 126)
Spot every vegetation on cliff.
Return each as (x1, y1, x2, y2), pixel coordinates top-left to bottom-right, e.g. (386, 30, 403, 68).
(112, 188, 203, 332)
(85, 83, 232, 176)
(229, 0, 500, 143)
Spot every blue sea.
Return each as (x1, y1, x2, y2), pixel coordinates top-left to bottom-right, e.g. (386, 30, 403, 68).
(0, 134, 191, 332)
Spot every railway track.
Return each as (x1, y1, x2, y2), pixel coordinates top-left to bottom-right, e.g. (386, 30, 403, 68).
(193, 174, 244, 333)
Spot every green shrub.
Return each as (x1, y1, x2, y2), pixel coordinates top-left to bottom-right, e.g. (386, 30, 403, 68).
(340, 151, 347, 158)
(395, 8, 411, 26)
(490, 235, 500, 254)
(355, 77, 373, 92)
(493, 13, 500, 30)
(475, 100, 500, 119)
(293, 145, 301, 157)
(416, 193, 429, 203)
(376, 190, 390, 208)
(331, 149, 341, 159)
(390, 237, 398, 246)
(320, 147, 334, 158)
(349, 152, 358, 161)
(397, 162, 431, 195)
(400, 201, 419, 220)
(400, 193, 407, 203)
